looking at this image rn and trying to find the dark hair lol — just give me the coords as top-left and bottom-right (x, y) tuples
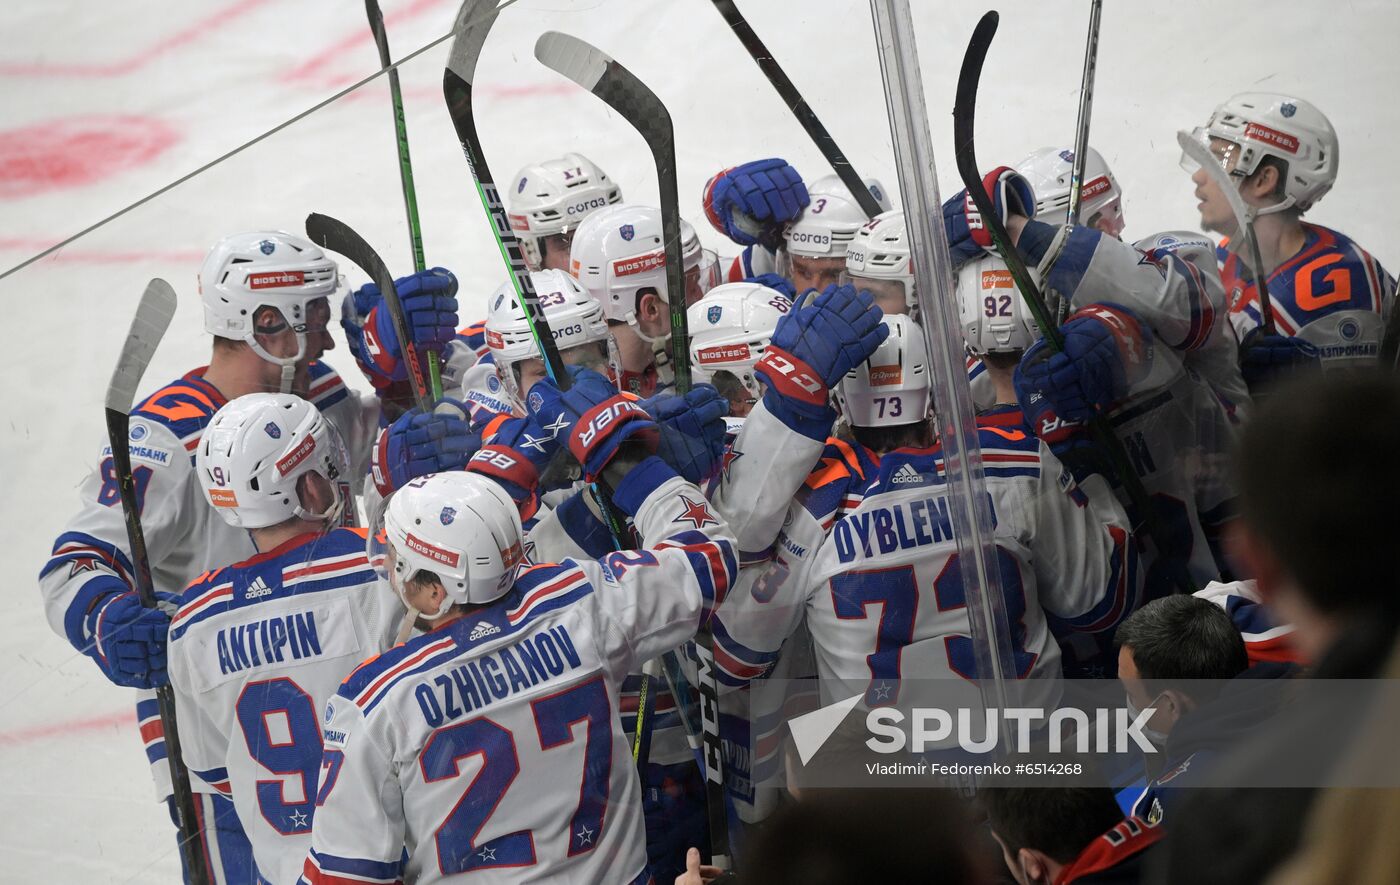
(980, 783), (1124, 864)
(743, 789), (985, 885)
(982, 351), (1022, 371)
(1236, 370), (1400, 620)
(1116, 595), (1248, 684)
(851, 418), (934, 453)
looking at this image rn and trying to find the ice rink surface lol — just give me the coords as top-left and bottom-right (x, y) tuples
(1, 0), (1397, 879)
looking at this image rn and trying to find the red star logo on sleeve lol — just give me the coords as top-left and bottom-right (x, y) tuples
(675, 494), (719, 530)
(721, 447), (743, 481)
(68, 557), (101, 578)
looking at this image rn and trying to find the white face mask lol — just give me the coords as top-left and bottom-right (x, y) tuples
(1125, 692), (1172, 747)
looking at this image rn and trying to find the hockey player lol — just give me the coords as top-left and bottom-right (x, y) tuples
(1015, 145), (1127, 238)
(507, 152), (623, 272)
(1182, 93), (1395, 384)
(569, 203), (719, 396)
(168, 393), (405, 884)
(843, 209), (917, 318)
(37, 230), (452, 882)
(301, 374), (738, 885)
(957, 246), (1240, 606)
(941, 162), (1251, 419)
(704, 161), (890, 295)
(686, 280), (793, 419)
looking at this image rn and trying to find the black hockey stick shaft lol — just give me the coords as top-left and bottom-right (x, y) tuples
(1066, 0), (1103, 226)
(533, 32), (691, 393)
(364, 0), (445, 398)
(443, 1), (634, 546)
(533, 35), (730, 860)
(104, 280), (209, 885)
(954, 12), (1192, 594)
(305, 212), (431, 412)
(710, 0), (882, 219)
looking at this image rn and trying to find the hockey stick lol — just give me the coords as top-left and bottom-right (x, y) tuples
(955, 11), (1193, 595)
(535, 31), (692, 395)
(104, 280), (210, 885)
(364, 0), (445, 399)
(1066, 0), (1103, 227)
(534, 33), (732, 863)
(305, 212), (432, 412)
(709, 0), (882, 219)
(1177, 132), (1277, 335)
(442, 1), (634, 546)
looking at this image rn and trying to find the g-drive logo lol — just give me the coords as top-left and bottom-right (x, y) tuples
(787, 694), (1157, 765)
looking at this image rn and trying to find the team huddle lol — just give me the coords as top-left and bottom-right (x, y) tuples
(39, 89), (1394, 883)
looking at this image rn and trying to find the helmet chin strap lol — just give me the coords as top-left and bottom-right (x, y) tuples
(248, 332), (307, 394)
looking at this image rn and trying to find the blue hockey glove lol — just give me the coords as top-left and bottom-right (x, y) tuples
(744, 272), (797, 301)
(942, 165), (1036, 269)
(526, 368), (657, 482)
(703, 159), (809, 249)
(465, 414), (562, 507)
(84, 581), (180, 689)
(1015, 304), (1151, 424)
(343, 267), (460, 388)
(1240, 328), (1321, 391)
(371, 398), (477, 498)
(641, 385), (730, 484)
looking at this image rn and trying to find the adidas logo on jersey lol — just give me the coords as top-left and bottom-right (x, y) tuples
(890, 463), (924, 485)
(469, 621), (501, 641)
(245, 577), (274, 599)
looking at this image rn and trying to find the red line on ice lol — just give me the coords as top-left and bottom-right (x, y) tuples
(0, 0), (278, 78)
(0, 709), (136, 746)
(0, 238), (204, 266)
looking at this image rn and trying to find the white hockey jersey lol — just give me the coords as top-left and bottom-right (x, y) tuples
(300, 464), (737, 885)
(38, 363), (378, 797)
(167, 527), (404, 884)
(717, 428), (1138, 712)
(1020, 221), (1251, 420)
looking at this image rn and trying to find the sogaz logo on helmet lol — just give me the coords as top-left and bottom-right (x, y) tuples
(259, 239), (276, 256)
(788, 230), (831, 247)
(566, 196), (609, 216)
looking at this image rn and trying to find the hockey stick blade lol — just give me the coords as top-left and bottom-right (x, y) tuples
(306, 212), (432, 410)
(534, 31), (691, 393)
(106, 280), (177, 415)
(710, 0), (882, 219)
(1177, 131), (1276, 334)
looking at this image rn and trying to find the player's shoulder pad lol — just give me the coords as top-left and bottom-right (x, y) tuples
(794, 437), (880, 527)
(306, 360), (350, 410)
(131, 371), (226, 462)
(976, 423), (1043, 479)
(500, 561), (595, 624)
(336, 626), (462, 711)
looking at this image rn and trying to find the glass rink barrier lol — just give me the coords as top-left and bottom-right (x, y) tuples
(2, 0), (1398, 882)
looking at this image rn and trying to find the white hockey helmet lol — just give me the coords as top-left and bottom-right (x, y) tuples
(687, 282), (793, 404)
(570, 204), (719, 327)
(1014, 146), (1125, 237)
(843, 210), (916, 314)
(1184, 93), (1338, 214)
(199, 231), (341, 384)
(782, 175), (892, 260)
(197, 393), (350, 530)
(372, 472), (525, 616)
(955, 254), (1041, 355)
(484, 269), (612, 404)
(835, 314), (932, 428)
(507, 153), (623, 269)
